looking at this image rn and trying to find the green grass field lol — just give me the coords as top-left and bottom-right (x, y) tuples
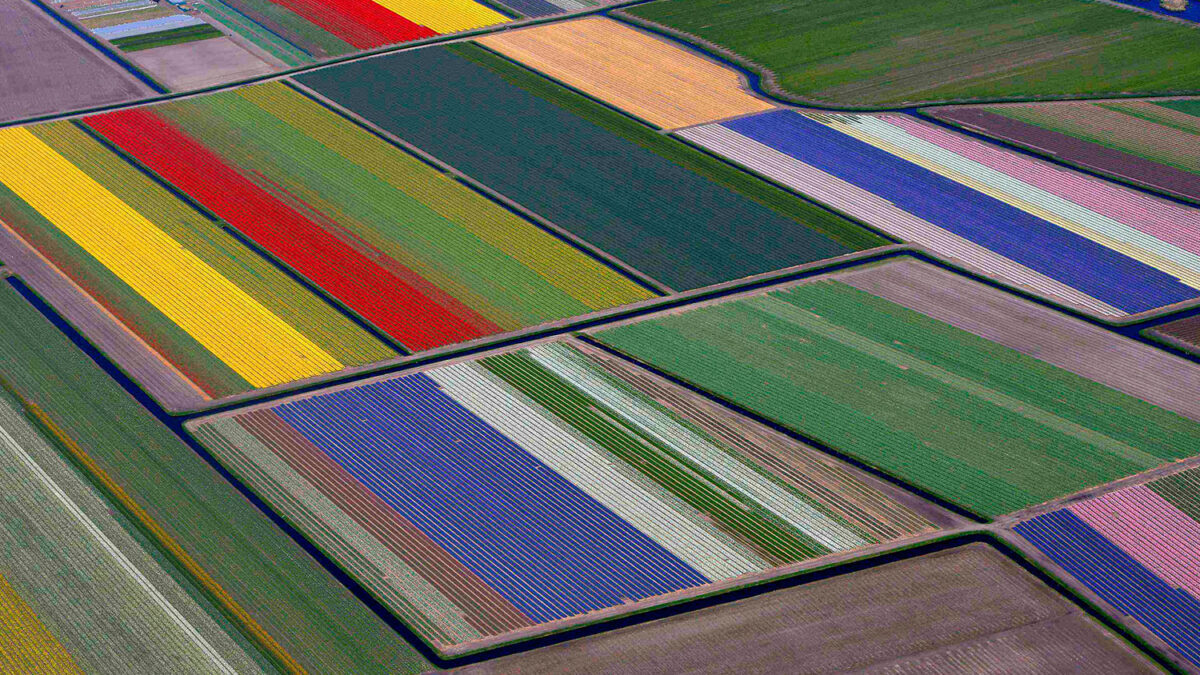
(621, 0), (1200, 108)
(595, 278), (1200, 517)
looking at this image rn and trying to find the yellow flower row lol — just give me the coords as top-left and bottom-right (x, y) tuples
(0, 127), (345, 389)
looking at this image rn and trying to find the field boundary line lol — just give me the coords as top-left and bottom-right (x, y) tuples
(173, 246), (912, 417)
(0, 0), (663, 131)
(995, 456), (1200, 528)
(161, 240), (1200, 416)
(27, 0), (168, 94)
(991, 527), (1192, 674)
(912, 109), (1200, 210)
(68, 119), (414, 354)
(605, 8), (1200, 112)
(282, 79), (676, 296)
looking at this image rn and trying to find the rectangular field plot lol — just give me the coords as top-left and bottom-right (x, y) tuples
(189, 339), (937, 654)
(198, 0), (508, 66)
(447, 544), (1157, 674)
(593, 257), (1200, 518)
(80, 82), (653, 355)
(619, 0), (1200, 108)
(296, 44), (887, 292)
(1148, 314), (1200, 355)
(0, 395), (271, 674)
(1016, 466), (1200, 669)
(477, 17), (775, 129)
(0, 0), (150, 123)
(679, 110), (1200, 317)
(0, 280), (430, 674)
(929, 100), (1200, 203)
(0, 120), (397, 410)
(491, 0), (620, 18)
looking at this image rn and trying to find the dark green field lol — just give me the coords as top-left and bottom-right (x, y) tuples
(297, 44), (886, 291)
(594, 276), (1200, 518)
(112, 24), (223, 52)
(620, 0), (1200, 108)
(0, 281), (430, 674)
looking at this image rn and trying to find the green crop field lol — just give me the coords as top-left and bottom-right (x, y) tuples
(594, 277), (1200, 517)
(620, 0), (1200, 108)
(297, 44), (886, 291)
(0, 281), (430, 675)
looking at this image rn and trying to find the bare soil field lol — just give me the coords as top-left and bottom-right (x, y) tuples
(126, 36), (276, 91)
(0, 0), (150, 122)
(443, 544), (1156, 674)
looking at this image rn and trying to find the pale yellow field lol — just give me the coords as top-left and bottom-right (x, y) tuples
(477, 17), (774, 129)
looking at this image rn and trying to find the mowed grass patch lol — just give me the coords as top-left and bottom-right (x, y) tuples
(620, 0), (1200, 107)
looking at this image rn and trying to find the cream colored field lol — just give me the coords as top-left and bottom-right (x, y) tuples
(477, 17), (773, 129)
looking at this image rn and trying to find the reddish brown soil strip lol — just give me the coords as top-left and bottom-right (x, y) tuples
(0, 222), (207, 411)
(447, 544), (1155, 674)
(238, 409), (533, 636)
(929, 108), (1200, 202)
(1149, 315), (1200, 355)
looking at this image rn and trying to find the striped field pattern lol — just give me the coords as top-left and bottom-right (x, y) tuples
(81, 83), (654, 353)
(477, 17), (775, 129)
(190, 340), (934, 652)
(1149, 314), (1200, 355)
(930, 100), (1200, 203)
(297, 45), (885, 292)
(200, 0), (508, 66)
(594, 259), (1200, 518)
(0, 273), (431, 673)
(679, 110), (1200, 317)
(0, 120), (396, 409)
(492, 0), (618, 19)
(1015, 466), (1200, 668)
(0, 394), (271, 674)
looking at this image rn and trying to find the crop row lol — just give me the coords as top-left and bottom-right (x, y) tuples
(0, 394), (270, 673)
(1016, 466), (1200, 668)
(82, 82), (653, 353)
(930, 100), (1200, 203)
(189, 339), (932, 652)
(297, 44), (886, 292)
(0, 278), (429, 673)
(199, 0), (507, 65)
(679, 110), (1200, 317)
(0, 121), (395, 406)
(593, 259), (1200, 518)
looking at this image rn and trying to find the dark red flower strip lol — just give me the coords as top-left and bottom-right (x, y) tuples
(86, 108), (490, 351)
(269, 0), (436, 49)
